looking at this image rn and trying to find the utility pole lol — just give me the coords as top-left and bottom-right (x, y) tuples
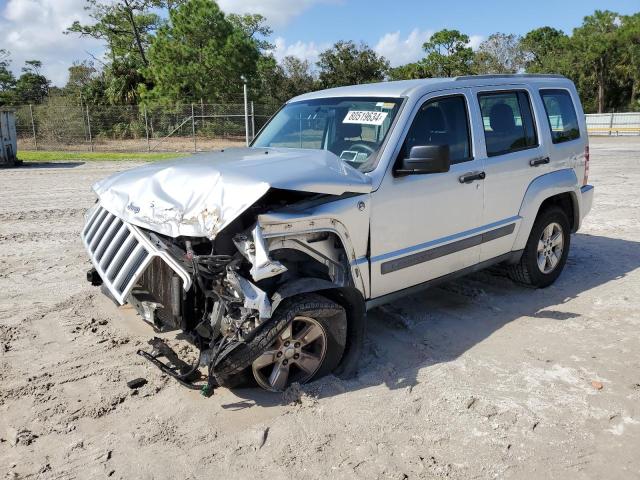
(241, 75), (249, 146)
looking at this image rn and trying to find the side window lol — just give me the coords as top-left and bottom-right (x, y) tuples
(540, 89), (580, 143)
(404, 95), (472, 164)
(478, 91), (538, 157)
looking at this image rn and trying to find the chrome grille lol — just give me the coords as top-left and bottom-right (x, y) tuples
(81, 206), (151, 304)
(81, 204), (192, 305)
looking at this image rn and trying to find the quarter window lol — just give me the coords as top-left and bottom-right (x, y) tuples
(540, 89), (580, 143)
(404, 95), (472, 164)
(478, 91), (538, 156)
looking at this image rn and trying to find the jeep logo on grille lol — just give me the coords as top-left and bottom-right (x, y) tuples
(127, 202), (140, 214)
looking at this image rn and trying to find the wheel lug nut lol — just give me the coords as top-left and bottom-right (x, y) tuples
(294, 342), (300, 348)
(277, 351), (282, 358)
(284, 341), (290, 347)
(294, 353), (300, 360)
(282, 359), (288, 366)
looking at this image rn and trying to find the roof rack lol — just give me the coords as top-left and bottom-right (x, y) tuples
(454, 74), (567, 81)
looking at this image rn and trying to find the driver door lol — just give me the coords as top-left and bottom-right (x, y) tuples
(369, 89), (485, 298)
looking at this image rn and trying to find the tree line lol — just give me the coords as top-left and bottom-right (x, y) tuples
(0, 0), (638, 113)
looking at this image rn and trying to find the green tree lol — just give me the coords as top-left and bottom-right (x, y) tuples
(387, 62), (430, 80)
(279, 56), (316, 99)
(0, 50), (17, 105)
(67, 0), (170, 103)
(143, 0), (260, 104)
(521, 27), (569, 73)
(619, 13), (640, 109)
(14, 60), (50, 104)
(64, 61), (108, 105)
(572, 11), (622, 113)
(420, 29), (474, 77)
(68, 0), (165, 66)
(474, 33), (525, 74)
(104, 57), (147, 104)
(317, 41), (388, 88)
(253, 55), (318, 104)
(252, 54), (281, 101)
(228, 13), (273, 51)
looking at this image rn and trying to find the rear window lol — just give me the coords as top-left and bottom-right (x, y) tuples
(540, 89), (580, 143)
(478, 91), (538, 157)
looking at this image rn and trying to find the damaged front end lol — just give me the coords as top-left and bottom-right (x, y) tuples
(82, 148), (371, 391)
(82, 207), (282, 390)
(83, 195), (368, 392)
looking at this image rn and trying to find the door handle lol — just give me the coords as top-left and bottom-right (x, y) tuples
(529, 157), (550, 167)
(459, 171), (486, 183)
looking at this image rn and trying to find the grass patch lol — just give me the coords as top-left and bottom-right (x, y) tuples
(18, 150), (188, 162)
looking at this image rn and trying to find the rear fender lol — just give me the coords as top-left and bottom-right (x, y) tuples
(513, 169), (580, 251)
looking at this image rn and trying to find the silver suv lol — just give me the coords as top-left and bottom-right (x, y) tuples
(82, 74), (594, 392)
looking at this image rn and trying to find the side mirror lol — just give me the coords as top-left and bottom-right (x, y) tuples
(396, 145), (451, 175)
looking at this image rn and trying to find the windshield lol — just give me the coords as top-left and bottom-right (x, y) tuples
(252, 97), (402, 171)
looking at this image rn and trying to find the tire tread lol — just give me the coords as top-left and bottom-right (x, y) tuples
(508, 205), (569, 288)
(213, 293), (344, 387)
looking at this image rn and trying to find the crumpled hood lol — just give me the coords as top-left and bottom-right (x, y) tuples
(93, 147), (372, 239)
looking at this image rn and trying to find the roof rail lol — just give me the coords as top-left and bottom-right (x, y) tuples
(454, 74), (567, 81)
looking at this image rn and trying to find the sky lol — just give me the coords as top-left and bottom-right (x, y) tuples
(0, 0), (638, 86)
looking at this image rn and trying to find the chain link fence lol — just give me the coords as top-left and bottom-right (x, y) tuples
(585, 112), (640, 136)
(14, 102), (280, 152)
(14, 104), (640, 153)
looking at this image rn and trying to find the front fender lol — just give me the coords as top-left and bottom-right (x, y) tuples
(259, 193), (371, 298)
(513, 169), (581, 251)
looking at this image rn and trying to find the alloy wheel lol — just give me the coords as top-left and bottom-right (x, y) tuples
(252, 316), (327, 391)
(537, 222), (564, 274)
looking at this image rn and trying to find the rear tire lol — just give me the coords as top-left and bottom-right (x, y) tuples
(508, 206), (570, 288)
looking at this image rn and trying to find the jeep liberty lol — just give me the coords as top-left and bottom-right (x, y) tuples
(82, 74), (594, 391)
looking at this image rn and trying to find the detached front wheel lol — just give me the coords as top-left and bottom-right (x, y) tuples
(213, 293), (347, 391)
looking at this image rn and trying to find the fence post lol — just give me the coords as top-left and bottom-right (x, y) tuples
(143, 106), (151, 152)
(200, 99), (204, 133)
(251, 101), (255, 140)
(243, 81), (249, 146)
(29, 104), (38, 151)
(191, 103), (197, 152)
(608, 112), (614, 136)
(86, 105), (93, 152)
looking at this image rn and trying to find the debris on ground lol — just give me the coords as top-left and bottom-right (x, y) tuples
(6, 427), (38, 447)
(126, 378), (147, 389)
(465, 396), (477, 409)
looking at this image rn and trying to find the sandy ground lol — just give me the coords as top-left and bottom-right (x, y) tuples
(1, 137), (639, 479)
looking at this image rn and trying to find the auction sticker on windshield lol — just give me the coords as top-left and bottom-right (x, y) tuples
(343, 110), (388, 125)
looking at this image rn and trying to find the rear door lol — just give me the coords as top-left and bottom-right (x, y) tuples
(471, 85), (547, 262)
(538, 88), (588, 185)
(369, 89), (485, 298)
